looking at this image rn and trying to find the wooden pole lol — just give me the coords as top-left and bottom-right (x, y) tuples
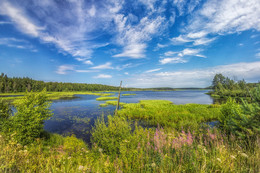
(115, 81), (122, 115)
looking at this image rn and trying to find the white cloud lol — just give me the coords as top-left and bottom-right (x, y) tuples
(157, 43), (168, 48)
(0, 1), (44, 37)
(171, 35), (192, 45)
(124, 72), (129, 75)
(171, 0), (260, 47)
(180, 48), (201, 56)
(90, 62), (114, 70)
(56, 65), (74, 75)
(256, 52), (260, 58)
(0, 37), (36, 51)
(164, 51), (178, 56)
(159, 57), (187, 64)
(83, 60), (93, 65)
(94, 74), (112, 78)
(0, 0), (115, 59)
(112, 1), (168, 59)
(125, 61), (260, 88)
(145, 68), (162, 73)
(75, 70), (96, 73)
(171, 34), (215, 46)
(187, 0), (260, 36)
(173, 0), (187, 16)
(160, 48), (205, 64)
(113, 44), (147, 59)
(193, 37), (216, 46)
(187, 31), (207, 39)
(0, 21), (12, 25)
(88, 5), (96, 17)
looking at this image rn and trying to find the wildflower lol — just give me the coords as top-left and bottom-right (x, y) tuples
(230, 155), (236, 159)
(137, 142), (141, 150)
(209, 134), (216, 140)
(203, 148), (208, 154)
(99, 148), (103, 153)
(151, 163), (156, 167)
(147, 142), (150, 146)
(186, 131), (193, 146)
(240, 153), (248, 158)
(78, 165), (84, 170)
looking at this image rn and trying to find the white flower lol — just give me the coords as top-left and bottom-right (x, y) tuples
(78, 165), (84, 170)
(240, 153), (248, 158)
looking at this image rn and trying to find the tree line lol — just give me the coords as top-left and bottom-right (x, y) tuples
(0, 73), (127, 93)
(211, 73), (259, 98)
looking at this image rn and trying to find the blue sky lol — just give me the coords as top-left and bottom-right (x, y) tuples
(0, 0), (259, 88)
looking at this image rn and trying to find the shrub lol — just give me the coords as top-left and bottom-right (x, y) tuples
(220, 94), (260, 143)
(0, 99), (11, 131)
(64, 135), (87, 155)
(8, 89), (53, 145)
(91, 115), (131, 156)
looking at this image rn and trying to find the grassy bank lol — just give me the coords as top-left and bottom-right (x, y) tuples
(117, 100), (221, 131)
(0, 91), (115, 102)
(96, 96), (117, 101)
(1, 124), (259, 172)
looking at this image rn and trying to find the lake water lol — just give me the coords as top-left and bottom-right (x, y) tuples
(44, 90), (213, 142)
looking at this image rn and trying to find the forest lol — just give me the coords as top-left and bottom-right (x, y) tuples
(0, 73), (123, 92)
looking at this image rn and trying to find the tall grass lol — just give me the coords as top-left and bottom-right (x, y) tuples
(1, 123), (259, 172)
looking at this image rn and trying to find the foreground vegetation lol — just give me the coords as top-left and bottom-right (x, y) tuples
(0, 75), (259, 172)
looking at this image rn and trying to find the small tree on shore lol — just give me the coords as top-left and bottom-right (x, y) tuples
(9, 88), (53, 145)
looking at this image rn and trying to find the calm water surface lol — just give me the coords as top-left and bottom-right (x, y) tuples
(44, 90), (213, 142)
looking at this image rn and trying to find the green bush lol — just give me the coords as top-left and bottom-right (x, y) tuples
(64, 135), (87, 155)
(220, 95), (260, 142)
(91, 115), (131, 156)
(0, 99), (11, 131)
(6, 89), (53, 145)
(0, 99), (11, 120)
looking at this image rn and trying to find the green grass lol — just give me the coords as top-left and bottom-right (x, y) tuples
(99, 101), (126, 107)
(96, 96), (117, 101)
(117, 100), (221, 130)
(0, 91), (115, 102)
(122, 93), (136, 96)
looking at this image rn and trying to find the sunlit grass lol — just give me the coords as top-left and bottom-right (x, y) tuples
(96, 96), (117, 101)
(117, 100), (221, 131)
(0, 91), (115, 102)
(122, 93), (136, 96)
(99, 101), (126, 107)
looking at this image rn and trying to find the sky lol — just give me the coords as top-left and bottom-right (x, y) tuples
(0, 0), (260, 88)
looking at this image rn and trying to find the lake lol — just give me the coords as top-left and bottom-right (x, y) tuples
(44, 90), (213, 142)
